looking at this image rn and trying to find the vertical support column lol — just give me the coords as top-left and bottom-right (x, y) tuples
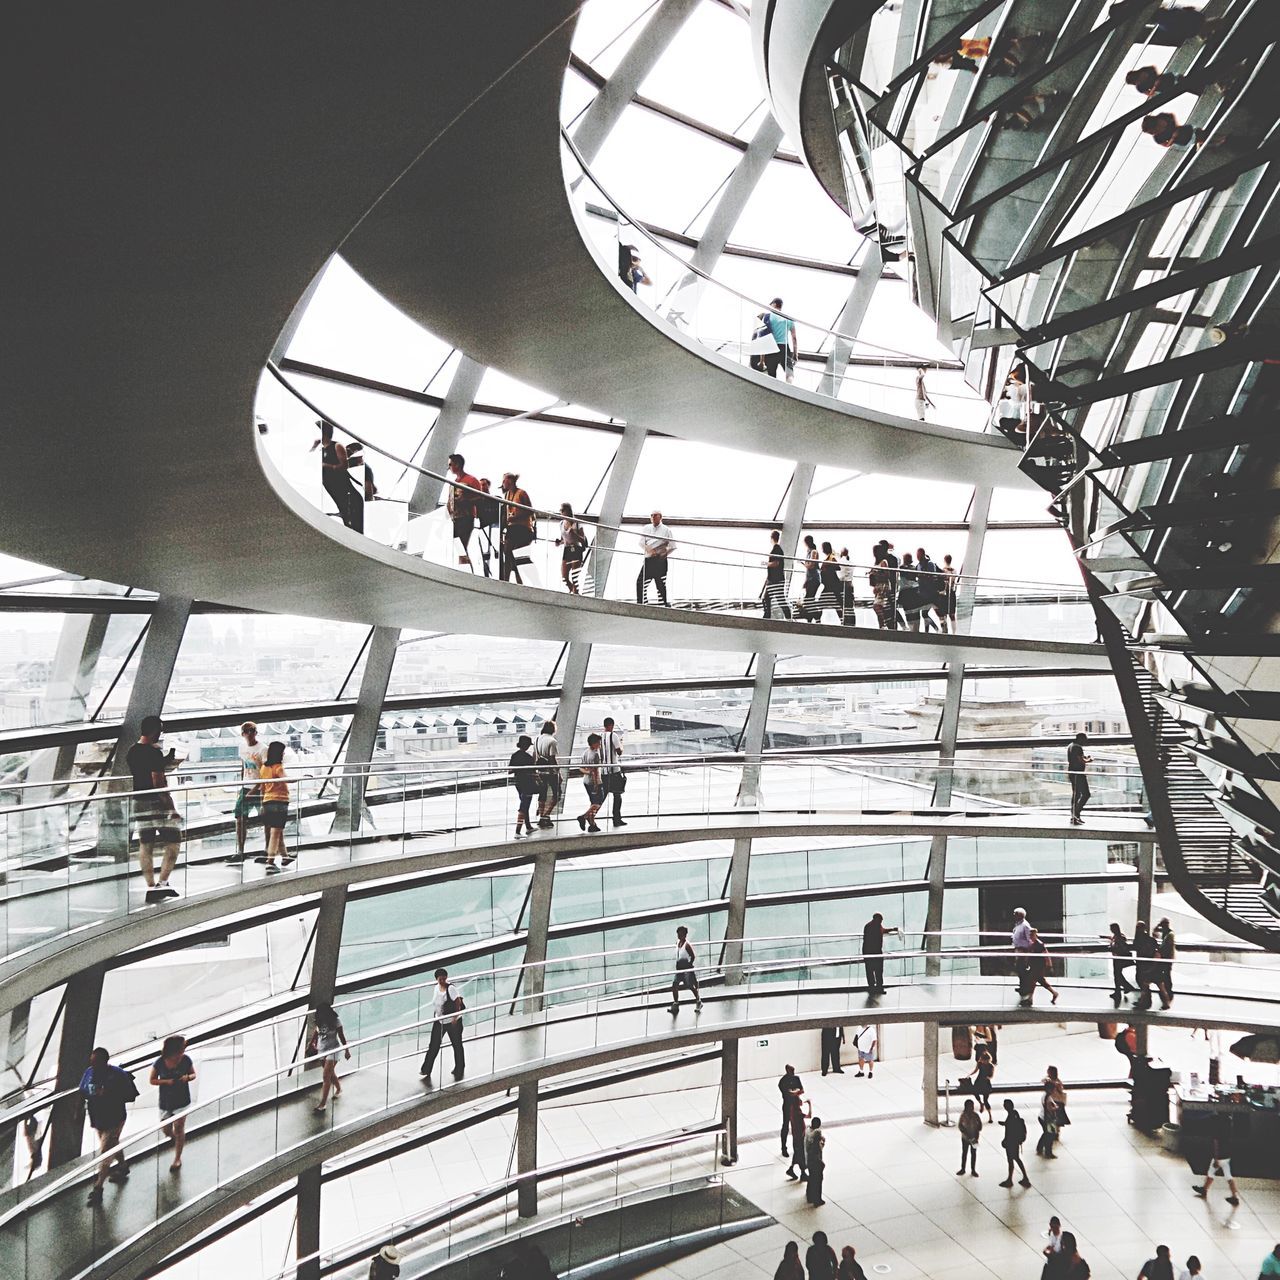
(587, 421), (646, 596)
(0, 1000), (31, 1175)
(923, 659), (967, 985)
(720, 1040), (739, 1165)
(405, 356), (486, 521)
(721, 837), (752, 987)
(332, 626), (399, 833)
(552, 642), (593, 771)
(295, 1165), (323, 1280)
(818, 244), (886, 399)
(922, 1021), (940, 1126)
(308, 886), (348, 1007)
(517, 1082), (539, 1217)
(520, 847), (557, 1014)
(48, 965), (105, 1168)
(955, 484), (993, 632)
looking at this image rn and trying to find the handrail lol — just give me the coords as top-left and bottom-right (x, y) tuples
(4, 938), (1274, 1229)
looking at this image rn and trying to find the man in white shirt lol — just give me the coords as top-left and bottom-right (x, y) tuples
(636, 511), (674, 606)
(234, 721), (267, 861)
(419, 967), (465, 1081)
(534, 720), (560, 829)
(853, 1026), (877, 1078)
(600, 715), (626, 827)
(1012, 907), (1034, 1004)
(1042, 1216), (1063, 1257)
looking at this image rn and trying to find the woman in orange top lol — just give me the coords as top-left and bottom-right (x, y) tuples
(259, 740), (292, 872)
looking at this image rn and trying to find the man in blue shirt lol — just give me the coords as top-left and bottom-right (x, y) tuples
(759, 297), (797, 380)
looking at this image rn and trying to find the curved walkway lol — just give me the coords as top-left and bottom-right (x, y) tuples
(339, 6), (1029, 488)
(0, 809), (1152, 1016)
(5, 965), (1277, 1280)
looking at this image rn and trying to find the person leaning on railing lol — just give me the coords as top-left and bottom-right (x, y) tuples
(499, 472), (535, 582)
(636, 512), (674, 606)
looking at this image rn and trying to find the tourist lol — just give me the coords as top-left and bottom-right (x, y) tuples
(778, 1063), (804, 1158)
(534, 719), (560, 829)
(871, 554), (893, 628)
(997, 1098), (1031, 1187)
(1028, 928), (1059, 1005)
(1258, 1244), (1280, 1278)
(600, 715), (626, 827)
(758, 297), (797, 381)
(957, 1098), (981, 1176)
(446, 453), (479, 567)
(475, 478), (501, 574)
(837, 547), (856, 625)
(774, 1241), (804, 1280)
(80, 1047), (138, 1204)
(1043, 1215), (1064, 1257)
(1138, 1244), (1175, 1280)
(1141, 112), (1200, 150)
(1068, 732), (1092, 824)
(806, 1231), (837, 1280)
(1154, 917), (1176, 1007)
(556, 502), (586, 593)
(1011, 907), (1034, 1004)
(313, 419), (357, 529)
(1044, 1066), (1070, 1132)
(1106, 923), (1138, 999)
(820, 1026), (845, 1076)
(996, 366), (1029, 438)
(1126, 65), (1179, 97)
(310, 1001), (349, 1110)
(618, 243), (652, 292)
(259, 740), (292, 872)
(669, 925), (703, 1013)
(1047, 1232), (1089, 1280)
(966, 1048), (995, 1121)
(368, 1244), (403, 1279)
(1150, 5), (1221, 46)
(804, 1117), (827, 1205)
(819, 542), (842, 623)
(1178, 1256), (1203, 1280)
(838, 1245), (867, 1280)
(499, 472), (535, 583)
(636, 511), (674, 606)
(342, 441), (370, 534)
(764, 529), (791, 619)
(914, 367), (935, 421)
(1193, 1113), (1240, 1206)
(898, 552), (923, 630)
(862, 912), (898, 993)
(150, 1033), (196, 1171)
(233, 720), (266, 862)
(801, 535), (821, 621)
(509, 733), (538, 838)
(916, 547), (942, 631)
(785, 1090), (811, 1181)
(126, 714), (181, 898)
(1035, 1085), (1059, 1158)
(881, 540), (901, 626)
(1133, 920), (1159, 1008)
(853, 1025), (877, 1077)
(419, 968), (466, 1081)
(577, 732), (605, 833)
(941, 554), (958, 630)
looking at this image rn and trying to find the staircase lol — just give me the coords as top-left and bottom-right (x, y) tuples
(1129, 655), (1280, 945)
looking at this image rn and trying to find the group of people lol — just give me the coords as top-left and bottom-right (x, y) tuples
(778, 1063), (829, 1207)
(445, 454), (547, 585)
(1105, 918), (1178, 1009)
(957, 1055), (1068, 1176)
(762, 531), (959, 631)
(773, 1234), (866, 1280)
(507, 715), (627, 837)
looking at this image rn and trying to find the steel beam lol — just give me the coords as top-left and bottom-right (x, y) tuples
(517, 1082), (538, 1217)
(818, 244), (887, 398)
(720, 1039), (739, 1164)
(332, 626), (399, 833)
(955, 484), (992, 631)
(406, 356), (487, 520)
(308, 886), (349, 1007)
(295, 1165), (322, 1280)
(48, 965), (104, 1169)
(589, 421), (646, 596)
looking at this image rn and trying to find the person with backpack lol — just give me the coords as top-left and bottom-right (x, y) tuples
(915, 547), (942, 631)
(998, 1098), (1031, 1187)
(508, 734), (538, 838)
(419, 968), (466, 1081)
(80, 1047), (139, 1204)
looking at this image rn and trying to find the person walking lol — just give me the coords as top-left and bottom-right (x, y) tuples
(804, 1117), (827, 1205)
(838, 1246), (867, 1280)
(774, 1241), (804, 1280)
(881, 541), (902, 627)
(419, 968), (466, 1081)
(778, 1063), (803, 1157)
(445, 453), (480, 568)
(967, 1049), (995, 1121)
(1044, 1066), (1070, 1133)
(534, 720), (560, 829)
(758, 298), (797, 381)
(556, 502), (586, 593)
(1193, 1113), (1240, 1206)
(957, 1098), (981, 1176)
(871, 555), (892, 628)
(577, 732), (605, 833)
(126, 714), (182, 898)
(1178, 1256), (1204, 1280)
(1028, 929), (1059, 1005)
(310, 1001), (349, 1111)
(509, 734), (538, 838)
(914, 366), (935, 421)
(915, 547), (942, 632)
(941, 554), (958, 631)
(820, 1026), (845, 1076)
(898, 553), (923, 630)
(1258, 1244), (1280, 1278)
(1035, 1085), (1059, 1158)
(313, 419), (358, 529)
(819, 542), (842, 623)
(669, 925), (703, 1013)
(1133, 920), (1159, 1008)
(1138, 1245), (1176, 1280)
(636, 511), (674, 605)
(80, 1047), (138, 1204)
(1046, 1233), (1089, 1280)
(233, 721), (266, 862)
(785, 1090), (811, 1181)
(600, 716), (626, 827)
(805, 1231), (838, 1280)
(1067, 732), (1092, 824)
(997, 1098), (1031, 1187)
(368, 1245), (403, 1280)
(800, 536), (821, 621)
(837, 547), (856, 625)
(853, 1025), (877, 1077)
(259, 740), (292, 872)
(764, 529), (792, 620)
(499, 473), (536, 583)
(1011, 907), (1034, 1005)
(150, 1033), (196, 1171)
(1106, 922), (1138, 999)
(475, 478), (501, 575)
(1043, 1216), (1064, 1258)
(862, 913), (898, 993)
(1154, 917), (1176, 1007)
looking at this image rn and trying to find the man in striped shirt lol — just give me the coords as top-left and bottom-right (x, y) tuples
(600, 715), (626, 827)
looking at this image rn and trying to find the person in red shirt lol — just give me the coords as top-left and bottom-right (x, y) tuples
(446, 454), (480, 566)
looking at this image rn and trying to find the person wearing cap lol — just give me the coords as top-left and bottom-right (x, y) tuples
(233, 721), (267, 863)
(499, 472), (535, 582)
(368, 1243), (402, 1279)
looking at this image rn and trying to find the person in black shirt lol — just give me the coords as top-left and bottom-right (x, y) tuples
(820, 1026), (844, 1076)
(763, 529), (791, 619)
(1133, 920), (1159, 1008)
(1105, 922), (1137, 999)
(1067, 732), (1091, 825)
(1193, 1112), (1240, 1205)
(150, 1033), (196, 1170)
(1137, 1244), (1174, 1280)
(778, 1064), (803, 1157)
(508, 734), (538, 838)
(79, 1047), (138, 1204)
(998, 1098), (1031, 1187)
(862, 912), (899, 993)
(124, 714), (182, 897)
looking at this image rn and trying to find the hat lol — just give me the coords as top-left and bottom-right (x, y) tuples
(379, 1245), (403, 1263)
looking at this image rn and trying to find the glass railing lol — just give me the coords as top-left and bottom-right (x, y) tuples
(4, 937), (1279, 1277)
(258, 366), (1097, 643)
(0, 753), (1145, 968)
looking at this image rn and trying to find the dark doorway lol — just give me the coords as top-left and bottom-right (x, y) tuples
(978, 883), (1064, 976)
